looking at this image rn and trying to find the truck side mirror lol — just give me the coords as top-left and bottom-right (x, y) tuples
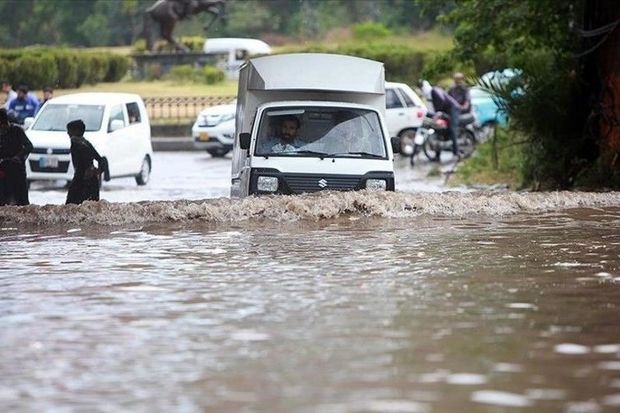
(239, 132), (251, 150)
(390, 136), (401, 154)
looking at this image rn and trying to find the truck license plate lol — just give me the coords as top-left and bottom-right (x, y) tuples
(39, 156), (59, 168)
(199, 132), (210, 141)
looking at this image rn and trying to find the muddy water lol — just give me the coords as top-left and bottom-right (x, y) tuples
(1, 198), (620, 412)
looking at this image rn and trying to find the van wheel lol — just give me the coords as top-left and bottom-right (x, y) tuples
(207, 148), (229, 157)
(135, 156), (151, 186)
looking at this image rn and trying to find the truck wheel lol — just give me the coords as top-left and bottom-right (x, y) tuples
(135, 156), (151, 186)
(207, 148), (230, 157)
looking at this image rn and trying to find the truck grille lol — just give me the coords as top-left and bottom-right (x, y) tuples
(282, 174), (361, 194)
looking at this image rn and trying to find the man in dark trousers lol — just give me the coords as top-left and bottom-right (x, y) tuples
(0, 108), (32, 206)
(66, 119), (108, 205)
(421, 80), (463, 161)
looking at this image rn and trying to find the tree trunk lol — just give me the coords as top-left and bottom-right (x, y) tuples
(589, 0), (620, 168)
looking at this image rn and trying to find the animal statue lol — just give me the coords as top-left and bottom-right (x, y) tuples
(144, 0), (226, 52)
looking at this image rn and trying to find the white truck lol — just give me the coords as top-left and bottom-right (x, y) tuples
(231, 53), (399, 197)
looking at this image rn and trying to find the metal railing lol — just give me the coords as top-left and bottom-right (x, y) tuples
(143, 95), (236, 124)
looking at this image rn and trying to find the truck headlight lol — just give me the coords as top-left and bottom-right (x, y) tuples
(366, 179), (387, 191)
(257, 176), (278, 192)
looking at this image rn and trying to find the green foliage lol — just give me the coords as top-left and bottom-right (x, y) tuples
(0, 58), (10, 81)
(164, 64), (224, 85)
(453, 128), (525, 188)
(352, 22), (392, 41)
(202, 66), (225, 85)
(10, 54), (59, 90)
(0, 48), (130, 89)
(105, 55), (131, 82)
(165, 65), (198, 83)
(0, 0), (454, 47)
(437, 0), (598, 189)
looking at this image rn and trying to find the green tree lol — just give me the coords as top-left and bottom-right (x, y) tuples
(431, 0), (618, 189)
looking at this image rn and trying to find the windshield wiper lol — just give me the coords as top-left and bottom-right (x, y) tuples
(329, 151), (384, 159)
(291, 149), (330, 158)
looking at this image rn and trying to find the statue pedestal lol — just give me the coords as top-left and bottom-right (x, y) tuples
(131, 52), (226, 80)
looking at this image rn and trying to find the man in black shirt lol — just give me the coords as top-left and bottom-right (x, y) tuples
(448, 72), (471, 114)
(0, 108), (32, 205)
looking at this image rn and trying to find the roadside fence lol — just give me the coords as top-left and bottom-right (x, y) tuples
(143, 95), (236, 124)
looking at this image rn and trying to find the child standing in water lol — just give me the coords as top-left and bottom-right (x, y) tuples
(66, 119), (108, 205)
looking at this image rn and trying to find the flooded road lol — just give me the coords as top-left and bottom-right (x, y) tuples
(27, 152), (456, 205)
(1, 205), (620, 412)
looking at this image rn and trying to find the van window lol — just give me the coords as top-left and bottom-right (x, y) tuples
(108, 104), (126, 132)
(126, 102), (141, 124)
(32, 104), (104, 132)
(386, 89), (403, 109)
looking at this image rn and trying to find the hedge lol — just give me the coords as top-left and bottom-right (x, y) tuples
(0, 48), (130, 89)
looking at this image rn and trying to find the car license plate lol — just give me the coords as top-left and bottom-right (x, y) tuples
(39, 156), (59, 168)
(199, 132), (210, 141)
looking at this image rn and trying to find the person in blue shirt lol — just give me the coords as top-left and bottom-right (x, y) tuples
(8, 85), (39, 125)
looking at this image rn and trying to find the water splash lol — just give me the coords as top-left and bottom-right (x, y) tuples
(1, 190), (619, 226)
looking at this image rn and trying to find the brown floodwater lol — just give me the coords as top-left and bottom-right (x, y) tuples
(1, 195), (620, 412)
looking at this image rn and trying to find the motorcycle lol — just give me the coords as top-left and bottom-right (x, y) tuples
(410, 112), (477, 166)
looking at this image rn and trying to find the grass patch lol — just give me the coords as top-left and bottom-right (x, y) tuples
(54, 79), (238, 97)
(451, 127), (526, 189)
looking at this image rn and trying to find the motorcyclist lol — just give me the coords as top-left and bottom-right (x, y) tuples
(421, 80), (462, 161)
(448, 72), (472, 114)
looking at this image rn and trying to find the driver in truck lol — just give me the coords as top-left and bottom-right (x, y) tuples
(260, 115), (305, 153)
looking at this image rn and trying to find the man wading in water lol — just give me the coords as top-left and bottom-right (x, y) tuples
(0, 108), (32, 206)
(65, 119), (108, 205)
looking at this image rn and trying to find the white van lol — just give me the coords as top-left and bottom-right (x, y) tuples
(203, 38), (271, 80)
(231, 53), (399, 197)
(25, 93), (153, 185)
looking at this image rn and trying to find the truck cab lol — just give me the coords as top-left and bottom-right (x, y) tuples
(231, 53), (398, 197)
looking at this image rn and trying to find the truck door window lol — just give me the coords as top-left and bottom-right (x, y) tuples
(386, 89), (404, 109)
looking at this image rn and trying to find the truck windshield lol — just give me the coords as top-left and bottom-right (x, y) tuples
(254, 107), (387, 159)
(32, 104), (105, 132)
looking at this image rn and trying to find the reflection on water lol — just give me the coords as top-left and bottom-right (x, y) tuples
(1, 207), (620, 412)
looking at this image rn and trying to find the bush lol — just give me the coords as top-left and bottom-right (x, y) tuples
(165, 65), (198, 83)
(352, 22), (392, 41)
(104, 55), (130, 82)
(0, 58), (11, 82)
(0, 47), (129, 89)
(202, 65), (224, 84)
(54, 52), (78, 88)
(10, 54), (59, 90)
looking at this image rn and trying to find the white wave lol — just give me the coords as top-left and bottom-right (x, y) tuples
(1, 190), (619, 226)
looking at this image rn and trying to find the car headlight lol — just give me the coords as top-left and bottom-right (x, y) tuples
(257, 176), (278, 192)
(366, 179), (387, 191)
